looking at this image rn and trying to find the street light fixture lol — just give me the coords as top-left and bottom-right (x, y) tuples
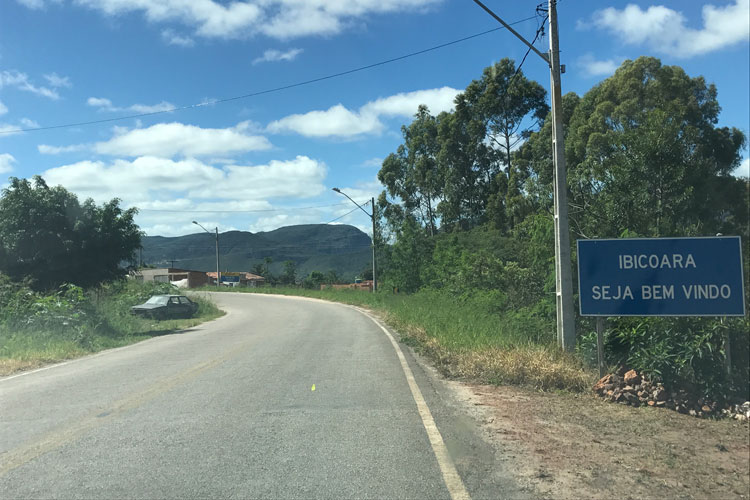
(193, 221), (220, 288)
(332, 188), (377, 292)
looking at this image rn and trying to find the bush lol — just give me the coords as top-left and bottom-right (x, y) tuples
(604, 316), (749, 402)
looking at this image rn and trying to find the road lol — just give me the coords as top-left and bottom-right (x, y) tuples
(1, 292), (524, 499)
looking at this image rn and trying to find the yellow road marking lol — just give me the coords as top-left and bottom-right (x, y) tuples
(0, 344), (248, 478)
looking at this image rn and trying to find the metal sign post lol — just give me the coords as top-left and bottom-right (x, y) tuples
(596, 317), (605, 378)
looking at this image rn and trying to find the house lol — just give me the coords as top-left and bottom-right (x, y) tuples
(134, 268), (209, 288)
(206, 272), (266, 287)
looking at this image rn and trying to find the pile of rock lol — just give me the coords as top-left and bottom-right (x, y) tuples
(592, 368), (750, 420)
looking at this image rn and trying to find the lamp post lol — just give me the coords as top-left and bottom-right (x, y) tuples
(193, 221), (220, 288)
(332, 188), (376, 292)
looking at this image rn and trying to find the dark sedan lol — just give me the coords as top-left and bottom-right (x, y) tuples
(131, 295), (198, 319)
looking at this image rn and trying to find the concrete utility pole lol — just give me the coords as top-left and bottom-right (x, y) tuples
(333, 188), (377, 293)
(471, 0), (576, 350)
(193, 221), (221, 288)
(548, 0), (576, 351)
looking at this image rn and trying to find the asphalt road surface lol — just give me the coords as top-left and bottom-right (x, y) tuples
(1, 292), (524, 499)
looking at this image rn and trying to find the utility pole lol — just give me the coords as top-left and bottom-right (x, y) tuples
(215, 227), (221, 288)
(333, 188), (377, 293)
(471, 0), (576, 350)
(548, 0), (576, 351)
(371, 197), (377, 292)
(193, 221), (220, 289)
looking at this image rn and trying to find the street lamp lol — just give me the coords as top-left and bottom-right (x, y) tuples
(332, 188), (377, 292)
(193, 221), (220, 288)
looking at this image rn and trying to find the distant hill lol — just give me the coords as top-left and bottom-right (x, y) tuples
(140, 224), (372, 280)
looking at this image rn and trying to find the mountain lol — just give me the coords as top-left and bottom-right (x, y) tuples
(140, 224), (373, 280)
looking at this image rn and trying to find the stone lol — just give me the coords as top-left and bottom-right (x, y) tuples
(654, 388), (667, 402)
(656, 401), (666, 407)
(624, 385), (634, 392)
(624, 369), (641, 385)
(593, 374), (614, 393)
(647, 400), (656, 407)
(701, 405), (712, 413)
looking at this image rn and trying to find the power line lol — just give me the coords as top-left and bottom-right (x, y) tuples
(0, 16), (538, 135)
(326, 206), (363, 224)
(136, 200), (369, 214)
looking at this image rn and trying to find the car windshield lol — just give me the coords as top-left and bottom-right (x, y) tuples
(145, 296), (169, 305)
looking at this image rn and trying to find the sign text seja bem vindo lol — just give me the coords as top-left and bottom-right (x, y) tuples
(577, 237), (746, 316)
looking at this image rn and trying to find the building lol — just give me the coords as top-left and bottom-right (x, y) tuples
(206, 272), (266, 287)
(134, 268), (209, 288)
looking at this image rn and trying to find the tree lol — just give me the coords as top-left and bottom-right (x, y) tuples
(303, 270), (326, 289)
(445, 58), (548, 231)
(378, 105), (443, 236)
(385, 216), (433, 293)
(561, 57), (747, 238)
(0, 176), (142, 289)
(280, 260), (297, 285)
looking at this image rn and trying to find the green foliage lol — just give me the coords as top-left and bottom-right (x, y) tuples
(0, 277), (222, 368)
(280, 260), (297, 285)
(604, 316), (749, 400)
(372, 55), (749, 401)
(0, 176), (142, 290)
(562, 56), (747, 239)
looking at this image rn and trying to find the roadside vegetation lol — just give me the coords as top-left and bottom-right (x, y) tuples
(232, 56), (749, 406)
(0, 177), (223, 376)
(0, 278), (222, 376)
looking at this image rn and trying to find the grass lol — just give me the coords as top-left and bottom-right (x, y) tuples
(0, 281), (224, 376)
(200, 285), (596, 391)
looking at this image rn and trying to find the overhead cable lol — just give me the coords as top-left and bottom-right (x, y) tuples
(0, 15), (538, 135)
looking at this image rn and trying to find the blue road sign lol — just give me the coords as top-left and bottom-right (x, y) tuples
(577, 237), (745, 317)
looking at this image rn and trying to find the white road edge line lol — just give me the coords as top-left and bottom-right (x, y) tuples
(353, 306), (471, 500)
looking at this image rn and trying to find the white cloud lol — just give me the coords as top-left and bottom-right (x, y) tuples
(362, 87), (458, 117)
(588, 0), (750, 57)
(0, 117), (39, 136)
(92, 121), (271, 157)
(268, 104), (383, 138)
(577, 53), (621, 77)
(253, 48), (303, 64)
(43, 72), (72, 88)
(268, 86), (460, 138)
(0, 153), (16, 173)
(248, 213), (328, 233)
(333, 181), (382, 207)
(361, 157), (383, 168)
(42, 155), (327, 203)
(0, 70), (59, 99)
(734, 157), (750, 178)
(0, 101), (7, 116)
(38, 143), (88, 155)
(161, 29), (195, 47)
(19, 0), (440, 40)
(87, 96), (175, 114)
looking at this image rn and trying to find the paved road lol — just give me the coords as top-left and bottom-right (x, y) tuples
(1, 292), (524, 499)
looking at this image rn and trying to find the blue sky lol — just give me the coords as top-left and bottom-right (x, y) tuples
(1, 0), (748, 237)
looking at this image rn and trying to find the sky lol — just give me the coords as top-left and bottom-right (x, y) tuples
(1, 0), (748, 238)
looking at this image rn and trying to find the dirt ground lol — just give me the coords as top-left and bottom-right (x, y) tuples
(447, 380), (750, 499)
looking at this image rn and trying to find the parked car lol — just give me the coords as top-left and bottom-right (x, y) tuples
(131, 295), (198, 319)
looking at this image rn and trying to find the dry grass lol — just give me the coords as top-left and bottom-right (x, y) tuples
(383, 311), (595, 392)
(461, 383), (750, 499)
